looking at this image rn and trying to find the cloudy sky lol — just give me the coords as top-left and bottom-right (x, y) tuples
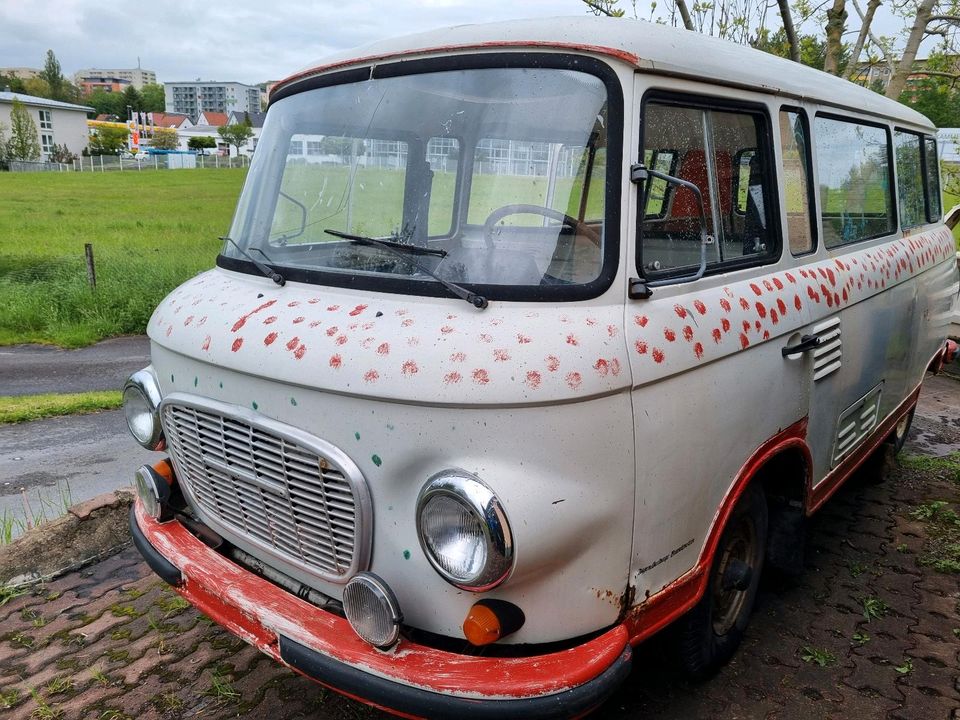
(0, 0), (593, 85)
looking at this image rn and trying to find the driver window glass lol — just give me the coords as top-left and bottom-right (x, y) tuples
(271, 134), (408, 244)
(467, 140), (551, 224)
(427, 136), (460, 236)
(641, 101), (772, 275)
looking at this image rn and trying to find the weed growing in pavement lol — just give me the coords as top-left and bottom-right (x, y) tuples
(45, 677), (73, 696)
(109, 604), (139, 618)
(896, 543), (909, 553)
(207, 671), (241, 703)
(899, 452), (960, 479)
(106, 649), (129, 663)
(120, 587), (145, 600)
(800, 646), (837, 667)
(61, 633), (85, 648)
(848, 562), (868, 578)
(0, 688), (21, 709)
(894, 658), (914, 674)
(852, 631), (871, 645)
(155, 595), (190, 615)
(11, 632), (34, 648)
(0, 584), (26, 606)
(861, 596), (889, 621)
(89, 668), (110, 687)
(27, 688), (62, 720)
(151, 693), (185, 713)
(909, 499), (960, 574)
(110, 628), (131, 641)
(98, 710), (131, 720)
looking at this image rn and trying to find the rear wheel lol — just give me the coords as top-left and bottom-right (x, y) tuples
(672, 484), (767, 679)
(863, 406), (915, 484)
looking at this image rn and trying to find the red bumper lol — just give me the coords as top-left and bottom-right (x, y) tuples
(131, 501), (632, 719)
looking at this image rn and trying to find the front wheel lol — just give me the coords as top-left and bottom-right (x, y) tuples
(672, 484), (768, 679)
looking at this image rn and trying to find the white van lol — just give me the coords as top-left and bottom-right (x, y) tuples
(124, 17), (959, 717)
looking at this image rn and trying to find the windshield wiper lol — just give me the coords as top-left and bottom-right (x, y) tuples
(324, 228), (487, 309)
(221, 236), (285, 286)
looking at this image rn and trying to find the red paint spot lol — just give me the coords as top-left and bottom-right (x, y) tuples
(517, 333), (532, 344)
(566, 334), (579, 346)
(308, 297), (322, 304)
(750, 283), (763, 296)
(755, 302), (767, 319)
(294, 344), (306, 360)
(363, 370), (379, 383)
(451, 352), (467, 362)
(441, 325), (455, 334)
(762, 330), (770, 340)
(763, 280), (774, 292)
(777, 298), (787, 316)
(824, 292), (833, 308)
(607, 324), (618, 338)
(634, 315), (648, 327)
(674, 304), (688, 319)
(664, 328), (676, 342)
(693, 342), (704, 359)
(712, 328), (722, 343)
(293, 316), (305, 324)
(479, 333), (493, 343)
(611, 359), (621, 376)
(770, 309), (779, 324)
(682, 325), (694, 342)
(525, 371), (542, 389)
(720, 298), (732, 313)
(336, 335), (348, 345)
(263, 316), (277, 325)
(326, 326), (338, 337)
(739, 333), (750, 349)
(546, 355), (560, 371)
(739, 297), (750, 310)
(494, 348), (510, 362)
(652, 348), (665, 364)
(401, 360), (418, 376)
(232, 300), (277, 332)
(395, 309), (409, 316)
(635, 340), (648, 355)
(785, 272), (797, 284)
(565, 371), (583, 389)
(833, 293), (840, 306)
(231, 338), (243, 352)
(842, 288), (848, 303)
(349, 304), (368, 317)
(202, 336), (211, 351)
(721, 318), (731, 332)
(585, 318), (598, 326)
(472, 369), (490, 385)
(401, 318), (414, 327)
(286, 337), (300, 351)
(826, 268), (836, 286)
(594, 359), (610, 376)
(444, 371), (462, 384)
(288, 301), (301, 307)
(309, 320), (322, 328)
(377, 342), (390, 355)
(742, 320), (751, 333)
(264, 332), (278, 346)
(772, 277), (784, 290)
(755, 320), (762, 331)
(694, 300), (707, 315)
(165, 326), (172, 337)
(807, 286), (820, 303)
(184, 315), (194, 326)
(329, 354), (342, 369)
(799, 269), (809, 278)
(818, 268), (828, 279)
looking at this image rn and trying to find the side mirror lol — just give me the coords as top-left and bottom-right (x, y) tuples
(630, 163), (714, 299)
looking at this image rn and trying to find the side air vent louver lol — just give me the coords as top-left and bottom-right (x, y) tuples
(832, 382), (883, 467)
(811, 317), (842, 382)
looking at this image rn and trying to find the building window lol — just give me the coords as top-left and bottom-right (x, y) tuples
(38, 110), (52, 130)
(41, 134), (54, 154)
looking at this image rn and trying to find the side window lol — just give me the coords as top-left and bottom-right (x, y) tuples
(814, 116), (894, 247)
(924, 136), (942, 221)
(426, 137), (460, 236)
(778, 110), (814, 254)
(640, 101), (774, 275)
(894, 130), (925, 229)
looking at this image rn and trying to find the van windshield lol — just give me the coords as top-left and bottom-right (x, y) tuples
(223, 65), (611, 298)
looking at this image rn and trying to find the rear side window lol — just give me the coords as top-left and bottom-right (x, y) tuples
(925, 136), (942, 221)
(894, 130), (925, 229)
(778, 110), (814, 254)
(640, 100), (775, 276)
(814, 116), (894, 247)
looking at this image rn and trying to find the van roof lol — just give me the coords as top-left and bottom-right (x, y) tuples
(274, 16), (932, 130)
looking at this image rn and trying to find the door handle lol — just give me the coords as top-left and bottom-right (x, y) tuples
(782, 334), (823, 357)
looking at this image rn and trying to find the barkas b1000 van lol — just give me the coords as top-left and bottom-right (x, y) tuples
(125, 17), (960, 718)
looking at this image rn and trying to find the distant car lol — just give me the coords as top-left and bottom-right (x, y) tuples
(121, 151), (148, 160)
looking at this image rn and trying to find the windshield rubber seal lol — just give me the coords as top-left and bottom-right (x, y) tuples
(221, 52), (624, 304)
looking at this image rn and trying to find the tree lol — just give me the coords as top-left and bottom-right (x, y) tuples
(150, 127), (179, 151)
(40, 49), (65, 100)
(0, 73), (26, 94)
(218, 122), (254, 154)
(49, 143), (76, 163)
(0, 122), (8, 167)
(188, 136), (217, 154)
(7, 98), (41, 161)
(122, 85), (143, 114)
(141, 83), (165, 112)
(84, 89), (126, 119)
(23, 78), (51, 98)
(88, 126), (129, 155)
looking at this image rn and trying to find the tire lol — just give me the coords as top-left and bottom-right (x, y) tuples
(671, 484), (768, 679)
(862, 406), (915, 484)
(888, 407), (915, 456)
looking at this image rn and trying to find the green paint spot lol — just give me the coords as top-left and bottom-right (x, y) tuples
(193, 376), (198, 387)
(252, 401), (259, 410)
(371, 454), (382, 467)
(354, 432), (361, 441)
(290, 397), (298, 406)
(402, 550), (411, 560)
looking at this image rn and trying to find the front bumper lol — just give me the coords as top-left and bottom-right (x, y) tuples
(130, 501), (632, 719)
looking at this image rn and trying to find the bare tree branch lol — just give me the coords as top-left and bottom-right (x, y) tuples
(885, 0), (937, 98)
(676, 0), (696, 31)
(778, 0), (801, 61)
(845, 0), (881, 79)
(824, 0), (849, 75)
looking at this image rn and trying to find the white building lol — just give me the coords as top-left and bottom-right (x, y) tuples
(937, 128), (960, 163)
(164, 81), (260, 122)
(0, 92), (93, 159)
(74, 67), (157, 90)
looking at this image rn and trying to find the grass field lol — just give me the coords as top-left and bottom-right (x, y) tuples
(0, 169), (245, 347)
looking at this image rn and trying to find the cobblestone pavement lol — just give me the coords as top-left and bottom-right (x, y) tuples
(1, 377), (958, 720)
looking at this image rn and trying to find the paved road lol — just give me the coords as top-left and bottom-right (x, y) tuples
(0, 335), (151, 396)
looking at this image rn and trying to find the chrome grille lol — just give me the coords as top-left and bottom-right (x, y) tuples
(161, 396), (370, 582)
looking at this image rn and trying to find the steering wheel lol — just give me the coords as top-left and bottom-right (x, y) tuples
(482, 204), (602, 249)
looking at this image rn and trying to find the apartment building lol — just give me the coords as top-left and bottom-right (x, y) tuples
(74, 67), (157, 90)
(163, 81), (260, 122)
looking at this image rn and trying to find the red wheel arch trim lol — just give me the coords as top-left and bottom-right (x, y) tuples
(625, 417), (811, 645)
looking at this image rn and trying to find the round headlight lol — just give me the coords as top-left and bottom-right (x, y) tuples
(416, 471), (513, 591)
(343, 573), (402, 649)
(123, 369), (165, 450)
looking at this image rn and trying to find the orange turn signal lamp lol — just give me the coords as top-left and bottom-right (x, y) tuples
(152, 458), (175, 486)
(462, 599), (525, 647)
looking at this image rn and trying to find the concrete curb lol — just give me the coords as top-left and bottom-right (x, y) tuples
(0, 487), (136, 588)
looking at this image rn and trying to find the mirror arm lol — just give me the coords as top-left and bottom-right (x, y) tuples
(630, 164), (713, 300)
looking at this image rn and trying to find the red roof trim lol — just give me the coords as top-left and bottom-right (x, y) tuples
(271, 41), (639, 98)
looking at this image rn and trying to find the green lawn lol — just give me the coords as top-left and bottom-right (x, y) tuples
(0, 169), (245, 347)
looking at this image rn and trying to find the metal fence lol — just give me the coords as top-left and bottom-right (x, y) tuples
(2, 154), (251, 173)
